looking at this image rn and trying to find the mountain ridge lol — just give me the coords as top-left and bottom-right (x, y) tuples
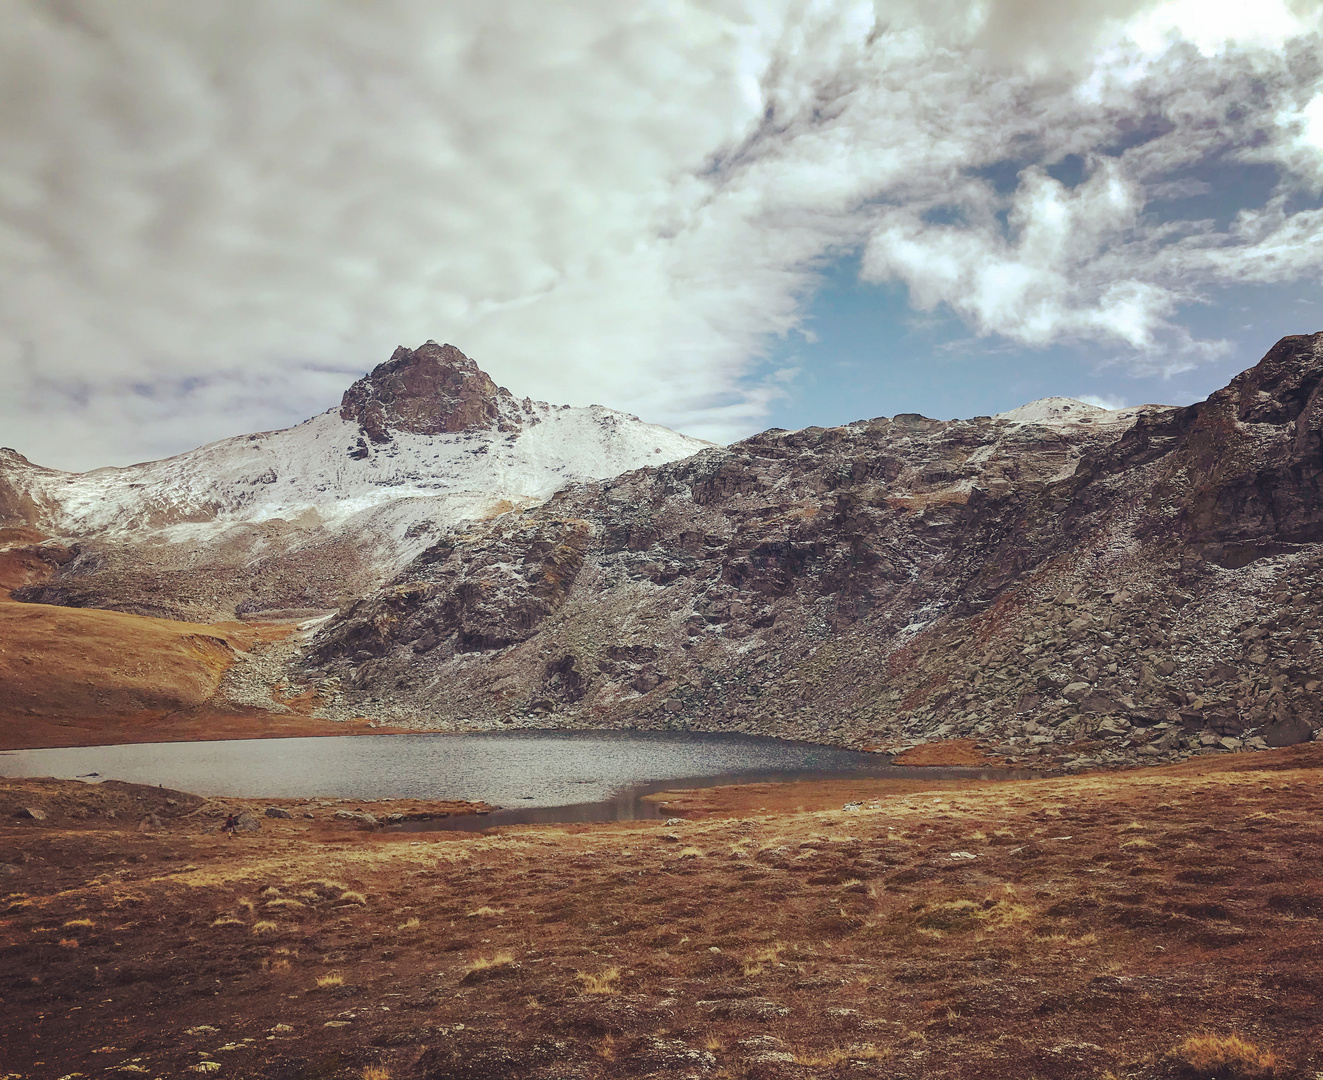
(6, 332), (1323, 769)
(2, 343), (709, 621)
(288, 332), (1323, 770)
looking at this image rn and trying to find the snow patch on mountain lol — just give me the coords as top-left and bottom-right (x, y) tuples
(5, 402), (709, 548)
(995, 396), (1167, 428)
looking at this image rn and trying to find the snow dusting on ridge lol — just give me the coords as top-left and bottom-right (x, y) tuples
(994, 396), (1168, 428)
(5, 400), (710, 550)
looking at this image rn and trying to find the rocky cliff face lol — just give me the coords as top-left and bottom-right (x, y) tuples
(297, 333), (1323, 768)
(0, 450), (52, 529)
(339, 341), (523, 444)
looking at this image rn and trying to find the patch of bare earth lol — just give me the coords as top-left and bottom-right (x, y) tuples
(1, 748), (1321, 1079)
(890, 739), (1008, 768)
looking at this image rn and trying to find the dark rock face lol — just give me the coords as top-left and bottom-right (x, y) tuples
(1262, 716), (1315, 747)
(1170, 334), (1323, 556)
(339, 341), (519, 442)
(0, 449), (48, 528)
(306, 333), (1323, 765)
(314, 515), (592, 681)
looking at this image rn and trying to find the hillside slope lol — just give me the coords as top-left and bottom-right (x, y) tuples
(300, 333), (1323, 769)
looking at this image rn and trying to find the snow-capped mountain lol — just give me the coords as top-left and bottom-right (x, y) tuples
(992, 396), (1157, 428)
(1, 342), (710, 620)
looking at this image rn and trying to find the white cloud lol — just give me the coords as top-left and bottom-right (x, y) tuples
(1077, 393), (1129, 409)
(1126, 0), (1321, 56)
(1271, 91), (1323, 186)
(0, 0), (1321, 469)
(861, 160), (1163, 348)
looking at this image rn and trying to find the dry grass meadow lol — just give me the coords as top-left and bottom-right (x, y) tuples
(2, 745), (1322, 1079)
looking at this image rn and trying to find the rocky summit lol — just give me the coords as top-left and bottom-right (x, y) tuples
(295, 333), (1323, 769)
(340, 340), (525, 445)
(5, 332), (1323, 768)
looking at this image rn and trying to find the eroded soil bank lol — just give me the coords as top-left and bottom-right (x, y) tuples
(2, 747), (1321, 1080)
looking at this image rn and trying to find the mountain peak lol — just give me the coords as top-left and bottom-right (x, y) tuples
(993, 397), (1109, 425)
(339, 341), (518, 443)
(993, 396), (1166, 428)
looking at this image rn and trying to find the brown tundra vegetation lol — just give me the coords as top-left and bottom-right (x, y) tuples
(2, 744), (1321, 1080)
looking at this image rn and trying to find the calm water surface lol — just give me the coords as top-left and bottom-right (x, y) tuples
(0, 730), (1027, 828)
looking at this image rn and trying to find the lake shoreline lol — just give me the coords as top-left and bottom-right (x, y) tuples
(0, 715), (1022, 774)
(0, 730), (1039, 829)
(0, 704), (419, 752)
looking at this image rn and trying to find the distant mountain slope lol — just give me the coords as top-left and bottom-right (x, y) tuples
(300, 333), (1323, 768)
(2, 342), (708, 620)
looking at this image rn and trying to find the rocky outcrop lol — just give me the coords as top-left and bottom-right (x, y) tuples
(315, 514), (592, 674)
(0, 450), (50, 529)
(298, 334), (1323, 768)
(0, 529), (73, 598)
(339, 340), (522, 443)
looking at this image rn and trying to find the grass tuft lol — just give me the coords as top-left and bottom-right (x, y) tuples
(913, 891), (1033, 934)
(793, 1044), (891, 1067)
(251, 920), (279, 935)
(575, 966), (621, 995)
(742, 942), (786, 977)
(461, 950), (514, 980)
(304, 879), (348, 895)
(314, 972), (344, 989)
(1172, 1033), (1276, 1079)
(63, 918), (94, 928)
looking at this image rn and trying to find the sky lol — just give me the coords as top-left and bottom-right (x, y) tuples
(2, 1), (1322, 470)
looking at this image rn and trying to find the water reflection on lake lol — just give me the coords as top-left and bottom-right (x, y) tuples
(0, 729), (1029, 828)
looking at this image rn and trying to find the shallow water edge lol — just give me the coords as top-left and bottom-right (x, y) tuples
(0, 728), (1035, 828)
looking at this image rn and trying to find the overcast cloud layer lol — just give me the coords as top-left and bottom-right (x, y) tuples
(2, 0), (1322, 469)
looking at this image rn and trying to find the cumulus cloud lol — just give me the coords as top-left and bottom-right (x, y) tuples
(1, 0), (1321, 468)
